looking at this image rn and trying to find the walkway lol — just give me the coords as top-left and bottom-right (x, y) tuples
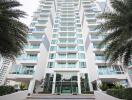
(25, 94), (96, 100)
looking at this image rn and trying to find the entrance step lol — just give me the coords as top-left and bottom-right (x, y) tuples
(26, 94), (96, 100)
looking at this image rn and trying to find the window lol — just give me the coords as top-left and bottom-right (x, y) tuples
(53, 29), (58, 32)
(67, 53), (76, 58)
(77, 34), (82, 38)
(79, 62), (86, 68)
(78, 46), (84, 51)
(57, 63), (66, 68)
(77, 39), (83, 44)
(52, 34), (58, 38)
(95, 54), (105, 60)
(50, 46), (57, 51)
(78, 53), (85, 59)
(48, 62), (55, 68)
(58, 54), (66, 58)
(68, 63), (76, 68)
(49, 53), (56, 59)
(51, 40), (57, 44)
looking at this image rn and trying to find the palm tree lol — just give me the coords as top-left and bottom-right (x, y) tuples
(0, 0), (28, 59)
(97, 0), (132, 66)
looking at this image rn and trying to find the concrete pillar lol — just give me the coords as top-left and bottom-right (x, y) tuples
(89, 81), (93, 91)
(126, 73), (132, 87)
(28, 79), (36, 94)
(96, 79), (102, 91)
(52, 72), (56, 94)
(77, 73), (81, 94)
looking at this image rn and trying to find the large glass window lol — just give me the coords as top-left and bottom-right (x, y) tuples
(77, 39), (83, 44)
(43, 73), (54, 93)
(55, 72), (78, 94)
(80, 73), (90, 93)
(67, 63), (76, 68)
(47, 62), (55, 68)
(51, 40), (58, 44)
(98, 66), (124, 75)
(77, 34), (82, 38)
(57, 63), (66, 68)
(49, 53), (56, 59)
(95, 54), (105, 60)
(52, 34), (58, 38)
(67, 53), (76, 58)
(79, 62), (86, 68)
(50, 46), (57, 51)
(78, 46), (84, 51)
(78, 53), (85, 59)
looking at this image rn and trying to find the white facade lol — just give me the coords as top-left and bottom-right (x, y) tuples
(5, 0), (131, 94)
(0, 57), (12, 85)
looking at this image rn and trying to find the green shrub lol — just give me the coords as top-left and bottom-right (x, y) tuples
(99, 82), (124, 91)
(107, 88), (132, 100)
(0, 86), (15, 96)
(99, 83), (109, 91)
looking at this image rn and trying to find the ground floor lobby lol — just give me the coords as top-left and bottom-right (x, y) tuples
(39, 72), (91, 94)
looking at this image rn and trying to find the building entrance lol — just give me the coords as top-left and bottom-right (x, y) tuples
(55, 72), (78, 94)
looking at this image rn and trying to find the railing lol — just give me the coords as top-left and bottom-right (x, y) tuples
(10, 67), (34, 75)
(25, 45), (39, 49)
(98, 68), (124, 75)
(17, 56), (37, 61)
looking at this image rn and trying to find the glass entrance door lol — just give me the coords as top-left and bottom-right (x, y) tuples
(55, 72), (78, 94)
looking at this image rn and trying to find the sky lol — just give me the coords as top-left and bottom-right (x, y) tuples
(18, 0), (106, 26)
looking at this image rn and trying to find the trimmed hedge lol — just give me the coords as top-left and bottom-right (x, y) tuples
(0, 86), (15, 96)
(107, 88), (132, 100)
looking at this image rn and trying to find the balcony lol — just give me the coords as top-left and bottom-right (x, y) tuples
(98, 68), (126, 80)
(17, 56), (38, 64)
(7, 65), (34, 80)
(91, 35), (106, 42)
(93, 44), (106, 52)
(57, 40), (77, 46)
(55, 55), (78, 62)
(28, 35), (42, 42)
(98, 68), (124, 75)
(32, 29), (45, 34)
(10, 67), (34, 75)
(59, 34), (76, 38)
(57, 47), (78, 53)
(56, 64), (77, 68)
(128, 61), (132, 69)
(25, 45), (40, 53)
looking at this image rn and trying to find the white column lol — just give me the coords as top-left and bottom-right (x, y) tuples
(52, 72), (56, 94)
(77, 72), (81, 94)
(126, 73), (132, 87)
(28, 79), (35, 94)
(89, 81), (93, 91)
(96, 79), (102, 91)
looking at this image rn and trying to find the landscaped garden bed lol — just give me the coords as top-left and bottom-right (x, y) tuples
(0, 86), (15, 96)
(107, 88), (132, 100)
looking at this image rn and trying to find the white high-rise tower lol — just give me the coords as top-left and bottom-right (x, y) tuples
(5, 0), (131, 94)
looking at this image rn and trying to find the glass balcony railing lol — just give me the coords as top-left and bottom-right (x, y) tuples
(56, 64), (77, 68)
(10, 67), (34, 75)
(59, 40), (76, 44)
(96, 56), (106, 61)
(17, 56), (37, 61)
(98, 68), (124, 75)
(67, 55), (77, 59)
(91, 35), (106, 40)
(128, 61), (132, 66)
(32, 29), (45, 33)
(28, 36), (42, 40)
(58, 47), (77, 51)
(25, 45), (40, 49)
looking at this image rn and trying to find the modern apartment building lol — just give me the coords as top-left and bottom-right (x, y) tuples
(4, 0), (132, 94)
